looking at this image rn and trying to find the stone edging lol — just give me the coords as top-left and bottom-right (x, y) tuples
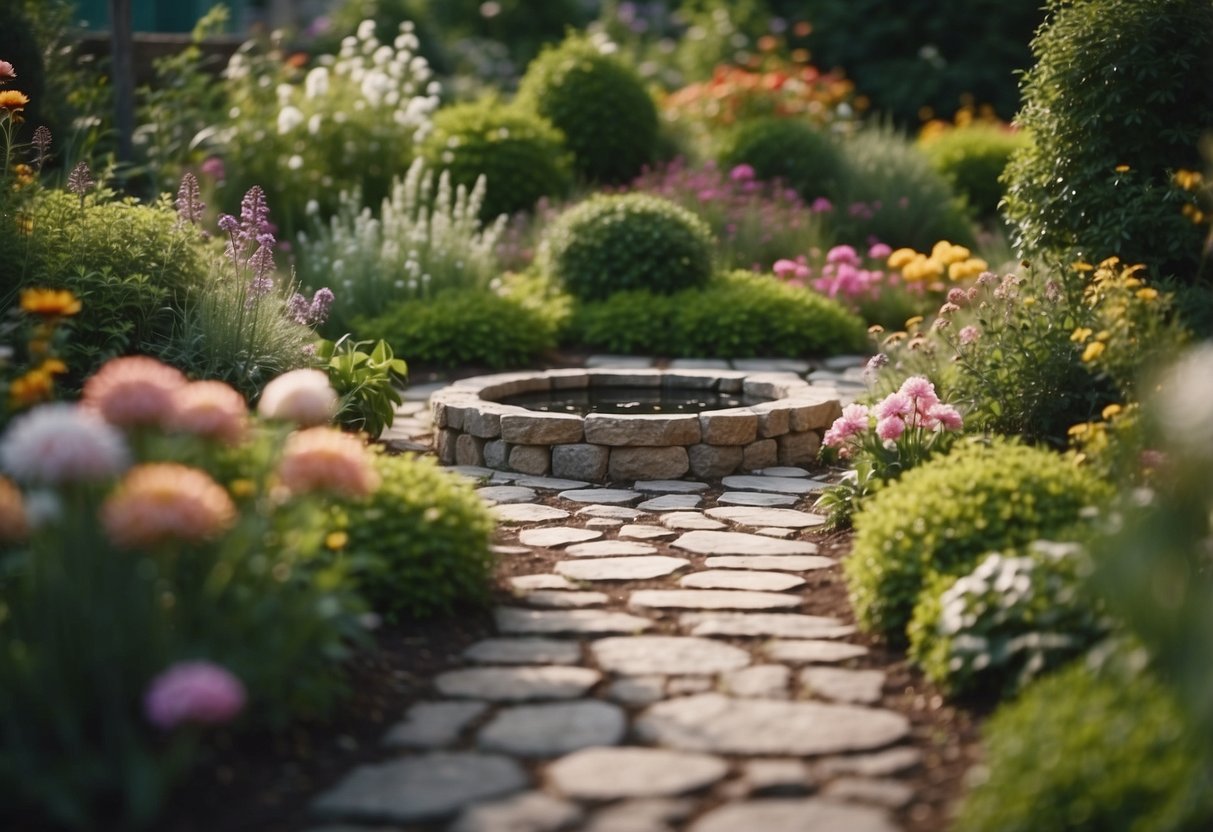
(430, 370), (843, 482)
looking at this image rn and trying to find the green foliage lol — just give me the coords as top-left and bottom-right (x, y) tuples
(420, 98), (573, 221)
(356, 287), (566, 369)
(516, 33), (659, 183)
(831, 123), (974, 250)
(1001, 0), (1213, 278)
(336, 452), (496, 619)
(717, 117), (844, 201)
(318, 337), (408, 439)
(569, 270), (867, 357)
(539, 193), (714, 301)
(956, 659), (1212, 832)
(908, 540), (1108, 699)
(919, 124), (1030, 219)
(846, 439), (1110, 642)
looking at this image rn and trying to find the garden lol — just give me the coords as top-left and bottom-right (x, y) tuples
(0, 0), (1211, 829)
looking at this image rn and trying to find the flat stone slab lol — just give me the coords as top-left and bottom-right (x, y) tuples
(566, 540), (659, 558)
(716, 491), (799, 508)
(630, 590), (801, 611)
(679, 570), (806, 591)
(518, 527), (604, 548)
(800, 668), (886, 704)
(619, 523), (679, 541)
(721, 664), (791, 699)
(705, 507), (827, 529)
(821, 777), (914, 809)
(721, 475), (827, 494)
(763, 640), (869, 664)
(591, 636), (752, 675)
(383, 701), (488, 749)
(607, 675), (667, 706)
(435, 666), (601, 701)
(672, 531), (821, 557)
(450, 792), (582, 832)
(510, 574), (576, 591)
(476, 485), (538, 504)
(512, 475), (591, 491)
(496, 607), (654, 635)
(584, 798), (696, 832)
(493, 545), (531, 556)
(493, 504), (570, 524)
(814, 747), (923, 779)
(755, 467), (811, 477)
(638, 494), (702, 511)
(522, 590), (609, 608)
(633, 480), (710, 493)
(312, 752), (528, 823)
(478, 700), (626, 757)
(660, 512), (727, 531)
(555, 556), (690, 582)
(637, 694), (910, 756)
(680, 613), (856, 639)
(705, 555), (831, 572)
(446, 465), (500, 481)
(585, 517), (623, 529)
(558, 489), (642, 504)
(689, 799), (898, 832)
(577, 505), (645, 520)
(547, 747), (729, 800)
(464, 638), (582, 665)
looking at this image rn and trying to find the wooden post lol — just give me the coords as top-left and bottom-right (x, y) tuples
(109, 0), (134, 166)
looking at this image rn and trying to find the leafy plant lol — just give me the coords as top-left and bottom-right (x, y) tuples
(317, 336), (408, 439)
(918, 120), (1029, 219)
(717, 117), (845, 202)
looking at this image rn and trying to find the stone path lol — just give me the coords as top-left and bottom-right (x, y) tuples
(307, 356), (955, 831)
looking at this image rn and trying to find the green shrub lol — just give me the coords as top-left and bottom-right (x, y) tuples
(846, 439), (1110, 641)
(355, 286), (566, 369)
(420, 98), (573, 221)
(1001, 0), (1213, 278)
(538, 193), (714, 301)
(516, 33), (658, 183)
(919, 123), (1030, 219)
(956, 660), (1211, 832)
(337, 452), (496, 619)
(717, 117), (845, 201)
(908, 540), (1108, 698)
(568, 290), (678, 356)
(832, 124), (974, 250)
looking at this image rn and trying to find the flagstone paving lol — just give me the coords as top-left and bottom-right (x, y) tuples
(309, 440), (945, 832)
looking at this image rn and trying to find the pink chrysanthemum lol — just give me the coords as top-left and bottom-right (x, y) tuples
(169, 381), (249, 445)
(144, 661), (246, 730)
(874, 391), (913, 421)
(102, 463), (236, 549)
(929, 403), (964, 432)
(277, 428), (379, 498)
(82, 356), (188, 428)
(897, 376), (939, 408)
(0, 404), (130, 485)
(257, 369), (337, 426)
(0, 477), (27, 542)
(876, 416), (905, 441)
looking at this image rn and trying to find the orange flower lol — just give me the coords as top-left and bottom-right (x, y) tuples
(0, 477), (26, 542)
(277, 428), (379, 498)
(8, 368), (55, 408)
(20, 288), (81, 317)
(102, 463), (236, 549)
(0, 90), (29, 111)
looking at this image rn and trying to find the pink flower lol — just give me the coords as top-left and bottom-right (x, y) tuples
(824, 403), (870, 448)
(959, 325), (981, 346)
(810, 197), (833, 213)
(826, 245), (860, 267)
(947, 288), (968, 305)
(0, 404), (130, 485)
(257, 369), (337, 426)
(144, 661), (246, 730)
(168, 381), (249, 445)
(898, 376), (940, 410)
(875, 391), (913, 421)
(876, 416), (905, 441)
(729, 163), (755, 182)
(277, 428), (379, 498)
(772, 258), (809, 282)
(102, 463), (237, 549)
(938, 302), (961, 317)
(0, 60), (15, 80)
(200, 156), (226, 181)
(929, 403), (963, 432)
(868, 242), (892, 260)
(82, 356), (188, 428)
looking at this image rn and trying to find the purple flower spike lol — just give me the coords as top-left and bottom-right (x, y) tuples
(175, 173), (205, 227)
(308, 288), (334, 325)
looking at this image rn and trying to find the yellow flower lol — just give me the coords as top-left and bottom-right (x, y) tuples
(228, 478), (256, 498)
(1181, 204), (1206, 224)
(887, 247), (918, 269)
(1101, 403), (1123, 420)
(8, 369), (54, 408)
(0, 90), (29, 111)
(1023, 296), (1037, 306)
(1114, 164), (1130, 173)
(1071, 261), (1094, 272)
(1068, 423), (1091, 437)
(867, 324), (885, 335)
(1136, 287), (1159, 301)
(1173, 169), (1203, 191)
(325, 531), (349, 550)
(1082, 341), (1106, 362)
(904, 315), (925, 330)
(20, 288), (81, 317)
(1098, 256), (1121, 270)
(1071, 327), (1093, 343)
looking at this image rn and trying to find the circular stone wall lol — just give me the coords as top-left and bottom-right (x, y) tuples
(429, 369), (843, 482)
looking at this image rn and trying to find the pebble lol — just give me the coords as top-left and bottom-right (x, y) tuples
(763, 640), (869, 664)
(546, 747), (729, 800)
(638, 494), (702, 511)
(558, 488), (642, 504)
(495, 607), (655, 635)
(704, 555), (831, 572)
(658, 512), (727, 531)
(679, 570), (806, 592)
(705, 506), (827, 529)
(449, 792), (583, 832)
(435, 666), (601, 702)
(565, 540), (659, 558)
(591, 636), (751, 676)
(672, 530), (821, 557)
(721, 475), (827, 494)
(477, 700), (626, 757)
(518, 527), (603, 548)
(630, 589), (801, 611)
(800, 668), (886, 704)
(715, 491), (799, 508)
(493, 504), (570, 524)
(382, 701), (488, 749)
(463, 638), (581, 666)
(476, 485), (538, 504)
(555, 556), (691, 582)
(688, 799), (898, 832)
(679, 612), (856, 639)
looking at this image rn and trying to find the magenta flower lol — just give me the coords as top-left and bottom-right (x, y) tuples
(810, 197), (833, 213)
(144, 661), (246, 730)
(876, 416), (905, 441)
(729, 163), (756, 182)
(200, 156), (226, 181)
(867, 242), (892, 259)
(826, 245), (859, 266)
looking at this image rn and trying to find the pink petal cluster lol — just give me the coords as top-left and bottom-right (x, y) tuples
(102, 463), (237, 549)
(276, 428), (379, 498)
(773, 257), (810, 283)
(169, 381), (249, 445)
(822, 403), (871, 457)
(958, 325), (981, 346)
(872, 377), (963, 437)
(0, 404), (130, 485)
(257, 369), (337, 426)
(82, 356), (188, 428)
(144, 661), (246, 730)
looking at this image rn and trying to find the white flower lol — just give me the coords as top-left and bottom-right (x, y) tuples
(1156, 342), (1213, 462)
(308, 114), (321, 135)
(357, 19), (376, 41)
(277, 105), (305, 134)
(305, 66), (330, 99)
(0, 404), (130, 485)
(287, 154), (304, 170)
(258, 369), (338, 426)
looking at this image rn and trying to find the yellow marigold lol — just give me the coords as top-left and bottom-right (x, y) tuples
(1173, 169), (1203, 191)
(1071, 327), (1093, 343)
(1114, 164), (1130, 173)
(1098, 256), (1121, 270)
(1068, 423), (1091, 437)
(887, 247), (919, 269)
(8, 369), (54, 408)
(39, 358), (67, 376)
(1102, 403), (1123, 420)
(1082, 341), (1106, 363)
(102, 463), (237, 549)
(931, 241), (970, 265)
(0, 90), (29, 111)
(0, 476), (27, 542)
(1072, 261), (1094, 272)
(277, 427), (379, 498)
(948, 257), (989, 281)
(1136, 287), (1159, 302)
(20, 288), (81, 317)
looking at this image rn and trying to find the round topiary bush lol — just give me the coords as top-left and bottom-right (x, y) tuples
(1001, 0), (1213, 278)
(516, 33), (659, 183)
(845, 439), (1111, 642)
(539, 193), (714, 301)
(919, 123), (1030, 219)
(956, 660), (1211, 832)
(419, 98), (573, 221)
(717, 117), (845, 201)
(337, 452), (496, 619)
